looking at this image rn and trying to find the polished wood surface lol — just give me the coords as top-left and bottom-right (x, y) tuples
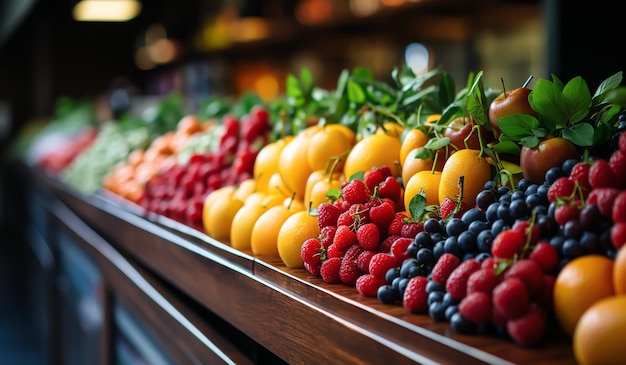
(32, 169), (577, 364)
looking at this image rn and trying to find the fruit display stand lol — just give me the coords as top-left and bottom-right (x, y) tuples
(22, 163), (577, 364)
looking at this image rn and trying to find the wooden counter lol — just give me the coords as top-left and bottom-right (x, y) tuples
(29, 168), (577, 365)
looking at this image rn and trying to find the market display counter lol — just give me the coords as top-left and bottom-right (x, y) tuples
(24, 165), (577, 364)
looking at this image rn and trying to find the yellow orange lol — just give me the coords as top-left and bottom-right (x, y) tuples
(278, 132), (313, 201)
(277, 210), (321, 268)
(376, 121), (404, 138)
(308, 175), (344, 209)
(573, 295), (626, 365)
(233, 178), (256, 202)
(253, 137), (292, 194)
(202, 186), (236, 235)
(404, 170), (442, 212)
(614, 246), (626, 295)
(230, 200), (268, 251)
(554, 254), (615, 337)
(267, 172), (293, 198)
(304, 170), (343, 208)
(343, 133), (402, 180)
(401, 147), (437, 187)
(307, 126), (352, 172)
(400, 128), (429, 166)
(250, 204), (298, 258)
(438, 149), (492, 208)
(326, 123), (356, 145)
(204, 194), (244, 242)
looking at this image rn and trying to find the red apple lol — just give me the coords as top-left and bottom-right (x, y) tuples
(444, 115), (494, 150)
(488, 87), (539, 138)
(520, 137), (579, 184)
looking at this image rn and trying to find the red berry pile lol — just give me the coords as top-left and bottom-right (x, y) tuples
(138, 106), (271, 230)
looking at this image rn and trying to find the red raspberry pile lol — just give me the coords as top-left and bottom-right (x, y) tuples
(300, 166), (422, 296)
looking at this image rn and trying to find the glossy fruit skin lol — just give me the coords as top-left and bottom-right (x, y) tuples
(488, 87), (538, 138)
(520, 137), (579, 184)
(444, 116), (493, 151)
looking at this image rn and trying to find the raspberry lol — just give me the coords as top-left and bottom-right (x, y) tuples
(378, 176), (402, 202)
(387, 212), (409, 236)
(301, 238), (323, 267)
(528, 241), (559, 274)
(535, 274), (555, 312)
(356, 223), (380, 250)
(401, 221), (424, 238)
(503, 259), (545, 299)
(364, 168), (385, 193)
(337, 210), (354, 227)
(333, 225), (357, 251)
(553, 203), (581, 226)
(512, 220), (540, 245)
(304, 261), (321, 276)
(612, 190), (626, 223)
(342, 179), (371, 205)
(440, 197), (469, 220)
(430, 253), (461, 285)
(445, 258), (481, 301)
(356, 273), (387, 297)
(611, 222), (626, 249)
(458, 291), (492, 324)
(357, 250), (377, 273)
(609, 150), (626, 189)
(492, 276), (530, 320)
(547, 176), (575, 203)
(402, 276), (429, 313)
(319, 225), (337, 249)
(369, 200), (396, 231)
(491, 229), (526, 260)
(389, 237), (413, 263)
(320, 257), (342, 283)
(568, 162), (591, 192)
(620, 131), (626, 154)
(466, 267), (501, 295)
(339, 256), (362, 286)
(586, 187), (620, 218)
(317, 202), (341, 228)
(377, 234), (401, 253)
(506, 303), (547, 347)
(589, 159), (618, 189)
(343, 242), (364, 263)
(369, 252), (399, 279)
(326, 242), (347, 258)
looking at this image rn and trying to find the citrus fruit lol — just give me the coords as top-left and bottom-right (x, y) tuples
(438, 149), (492, 208)
(278, 132), (314, 201)
(553, 254), (615, 337)
(326, 123), (356, 145)
(343, 133), (402, 180)
(230, 199), (268, 251)
(233, 178), (257, 202)
(573, 295), (626, 365)
(307, 126), (352, 172)
(400, 128), (429, 166)
(267, 172), (293, 198)
(376, 121), (404, 138)
(614, 246), (626, 294)
(253, 137), (292, 194)
(202, 185), (236, 235)
(404, 170), (442, 212)
(250, 204), (298, 257)
(277, 210), (321, 268)
(205, 194), (244, 242)
(308, 174), (344, 209)
(401, 147), (443, 186)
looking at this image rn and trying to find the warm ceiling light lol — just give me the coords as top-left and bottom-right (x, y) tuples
(73, 0), (142, 22)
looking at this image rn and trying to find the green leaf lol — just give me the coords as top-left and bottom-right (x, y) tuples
(562, 76), (591, 123)
(335, 69), (350, 99)
(497, 114), (540, 140)
(347, 80), (366, 104)
(529, 78), (569, 128)
(286, 74), (304, 107)
(424, 136), (450, 150)
(438, 72), (456, 108)
(492, 140), (521, 155)
(603, 86), (626, 107)
(352, 67), (373, 80)
(326, 188), (342, 201)
(593, 71), (623, 101)
(409, 189), (427, 221)
(593, 122), (612, 145)
(561, 123), (594, 146)
(300, 68), (314, 96)
(520, 135), (539, 148)
(349, 171), (365, 182)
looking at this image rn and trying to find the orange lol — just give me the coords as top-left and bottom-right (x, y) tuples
(230, 199), (268, 251)
(573, 295), (626, 365)
(553, 254), (615, 337)
(304, 170), (343, 208)
(202, 185), (236, 235)
(401, 147), (438, 187)
(277, 210), (321, 268)
(343, 133), (402, 180)
(404, 170), (442, 213)
(376, 121), (404, 138)
(233, 178), (257, 202)
(325, 123), (356, 145)
(438, 149), (492, 208)
(400, 128), (429, 166)
(308, 174), (345, 209)
(307, 126), (352, 172)
(250, 204), (299, 258)
(267, 172), (293, 198)
(204, 193), (244, 242)
(253, 137), (292, 194)
(278, 131), (314, 201)
(614, 246), (626, 294)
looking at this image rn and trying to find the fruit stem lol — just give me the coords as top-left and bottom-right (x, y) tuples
(522, 75), (534, 88)
(500, 77), (507, 99)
